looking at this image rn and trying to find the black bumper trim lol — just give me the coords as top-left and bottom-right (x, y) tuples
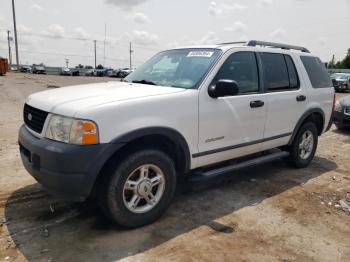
(18, 125), (125, 201)
(332, 111), (350, 127)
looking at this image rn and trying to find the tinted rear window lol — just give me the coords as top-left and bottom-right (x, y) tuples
(300, 56), (332, 88)
(260, 53), (290, 91)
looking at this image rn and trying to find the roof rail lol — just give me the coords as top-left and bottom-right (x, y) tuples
(247, 40), (310, 53)
(218, 41), (247, 45)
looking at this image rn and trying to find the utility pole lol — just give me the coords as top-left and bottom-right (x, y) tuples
(94, 40), (97, 69)
(129, 42), (133, 69)
(7, 30), (12, 65)
(65, 59), (69, 68)
(12, 0), (19, 68)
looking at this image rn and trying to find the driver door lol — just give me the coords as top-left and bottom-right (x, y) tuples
(195, 51), (268, 167)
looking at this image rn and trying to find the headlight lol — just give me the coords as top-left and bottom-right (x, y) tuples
(45, 115), (99, 145)
(334, 100), (342, 112)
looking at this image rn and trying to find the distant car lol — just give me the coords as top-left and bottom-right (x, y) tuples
(71, 69), (80, 76)
(118, 68), (135, 78)
(333, 96), (350, 130)
(330, 73), (350, 92)
(94, 69), (105, 77)
(105, 69), (114, 77)
(84, 69), (94, 76)
(32, 65), (46, 74)
(94, 68), (113, 77)
(109, 69), (119, 77)
(20, 65), (32, 73)
(60, 67), (72, 76)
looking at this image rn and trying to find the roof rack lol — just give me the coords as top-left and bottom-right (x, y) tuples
(217, 41), (247, 45)
(247, 40), (310, 53)
(218, 40), (310, 53)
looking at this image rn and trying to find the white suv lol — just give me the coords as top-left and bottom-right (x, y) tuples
(19, 40), (334, 227)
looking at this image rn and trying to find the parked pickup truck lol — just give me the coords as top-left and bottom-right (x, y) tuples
(19, 40), (334, 228)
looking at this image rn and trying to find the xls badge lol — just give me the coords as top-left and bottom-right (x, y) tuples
(27, 113), (33, 121)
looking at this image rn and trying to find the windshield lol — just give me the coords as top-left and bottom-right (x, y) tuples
(338, 75), (349, 80)
(125, 48), (221, 89)
(332, 74), (349, 80)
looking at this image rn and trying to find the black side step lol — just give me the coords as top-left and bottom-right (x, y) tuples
(189, 151), (290, 183)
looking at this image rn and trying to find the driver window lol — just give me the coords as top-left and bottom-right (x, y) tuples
(213, 52), (259, 94)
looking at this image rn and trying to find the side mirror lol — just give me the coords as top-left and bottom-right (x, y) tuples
(208, 79), (239, 98)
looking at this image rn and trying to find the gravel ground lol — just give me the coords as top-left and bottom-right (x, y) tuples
(0, 73), (349, 262)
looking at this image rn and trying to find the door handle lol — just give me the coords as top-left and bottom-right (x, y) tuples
(250, 100), (264, 108)
(296, 95), (306, 102)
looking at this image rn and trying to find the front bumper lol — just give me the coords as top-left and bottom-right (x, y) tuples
(18, 125), (124, 201)
(334, 83), (349, 91)
(333, 110), (350, 127)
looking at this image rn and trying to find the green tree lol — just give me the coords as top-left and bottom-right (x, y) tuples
(332, 49), (350, 69)
(76, 64), (84, 69)
(96, 64), (104, 69)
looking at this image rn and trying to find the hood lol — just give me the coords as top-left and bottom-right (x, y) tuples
(340, 95), (350, 106)
(334, 78), (348, 82)
(26, 81), (186, 116)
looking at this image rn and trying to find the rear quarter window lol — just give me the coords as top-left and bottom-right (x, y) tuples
(300, 56), (332, 88)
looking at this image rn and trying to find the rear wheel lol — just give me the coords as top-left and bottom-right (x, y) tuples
(98, 149), (176, 228)
(285, 122), (318, 168)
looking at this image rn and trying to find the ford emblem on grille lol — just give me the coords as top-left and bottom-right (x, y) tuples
(27, 113), (32, 121)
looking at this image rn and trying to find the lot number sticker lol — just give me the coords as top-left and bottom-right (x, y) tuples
(187, 51), (214, 58)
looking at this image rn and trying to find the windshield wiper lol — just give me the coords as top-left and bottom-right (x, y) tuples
(132, 80), (157, 86)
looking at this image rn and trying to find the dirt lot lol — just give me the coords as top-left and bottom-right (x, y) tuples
(0, 73), (349, 262)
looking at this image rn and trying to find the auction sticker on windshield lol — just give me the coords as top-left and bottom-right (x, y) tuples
(187, 51), (214, 58)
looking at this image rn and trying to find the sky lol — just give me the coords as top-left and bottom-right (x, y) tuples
(0, 0), (349, 68)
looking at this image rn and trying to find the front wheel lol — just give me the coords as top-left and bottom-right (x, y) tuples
(98, 149), (176, 228)
(285, 122), (318, 168)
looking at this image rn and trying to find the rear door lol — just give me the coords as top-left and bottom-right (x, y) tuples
(258, 52), (308, 150)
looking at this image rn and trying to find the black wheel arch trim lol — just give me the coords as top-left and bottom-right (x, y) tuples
(110, 127), (191, 173)
(288, 108), (325, 145)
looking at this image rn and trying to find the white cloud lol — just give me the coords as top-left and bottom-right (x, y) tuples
(31, 4), (43, 11)
(224, 21), (246, 33)
(209, 2), (221, 16)
(257, 0), (273, 8)
(129, 30), (159, 45)
(316, 37), (326, 46)
(189, 31), (219, 45)
(41, 24), (66, 38)
(269, 28), (286, 38)
(17, 24), (33, 35)
(105, 0), (150, 10)
(75, 27), (90, 39)
(133, 13), (151, 24)
(209, 1), (247, 16)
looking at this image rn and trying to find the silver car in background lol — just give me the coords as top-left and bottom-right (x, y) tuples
(331, 73), (350, 92)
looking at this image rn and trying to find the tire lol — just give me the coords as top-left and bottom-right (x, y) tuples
(285, 122), (318, 168)
(98, 149), (177, 228)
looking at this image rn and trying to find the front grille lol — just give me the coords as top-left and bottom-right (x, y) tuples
(23, 104), (49, 133)
(345, 107), (350, 115)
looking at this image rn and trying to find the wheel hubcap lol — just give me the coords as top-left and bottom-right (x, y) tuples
(123, 164), (165, 214)
(298, 130), (314, 160)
